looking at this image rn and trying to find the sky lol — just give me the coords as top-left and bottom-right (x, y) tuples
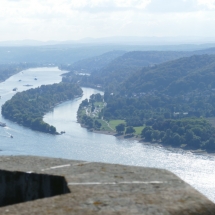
(1, 0), (215, 42)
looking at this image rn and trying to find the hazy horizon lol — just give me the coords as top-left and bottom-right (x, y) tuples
(1, 36), (215, 47)
(1, 0), (215, 42)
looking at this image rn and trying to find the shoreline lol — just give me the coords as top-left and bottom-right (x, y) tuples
(88, 127), (215, 157)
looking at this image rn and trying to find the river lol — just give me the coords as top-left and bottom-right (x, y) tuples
(0, 67), (215, 203)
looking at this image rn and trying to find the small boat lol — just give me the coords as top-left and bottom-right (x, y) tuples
(0, 122), (6, 127)
(12, 88), (18, 91)
(10, 135), (13, 138)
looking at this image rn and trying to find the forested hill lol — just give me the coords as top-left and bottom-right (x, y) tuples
(91, 51), (188, 78)
(66, 50), (190, 90)
(194, 47), (215, 55)
(119, 54), (215, 95)
(60, 50), (126, 74)
(63, 47), (215, 91)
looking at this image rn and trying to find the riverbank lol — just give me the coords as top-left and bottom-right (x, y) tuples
(77, 96), (215, 155)
(86, 127), (215, 156)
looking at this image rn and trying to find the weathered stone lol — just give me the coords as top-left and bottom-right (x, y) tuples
(0, 155), (214, 215)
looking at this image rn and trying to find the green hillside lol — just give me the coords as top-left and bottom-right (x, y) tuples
(120, 54), (215, 95)
(64, 48), (215, 92)
(60, 50), (126, 74)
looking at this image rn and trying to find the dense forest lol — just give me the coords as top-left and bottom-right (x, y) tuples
(60, 50), (126, 74)
(141, 118), (215, 152)
(77, 93), (215, 152)
(2, 82), (82, 134)
(63, 51), (189, 90)
(63, 52), (215, 97)
(119, 54), (215, 95)
(74, 53), (215, 152)
(63, 48), (215, 91)
(68, 53), (215, 95)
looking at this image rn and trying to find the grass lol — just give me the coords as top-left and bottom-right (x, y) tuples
(80, 112), (144, 135)
(77, 108), (86, 118)
(94, 102), (104, 107)
(97, 119), (113, 132)
(133, 126), (144, 135)
(109, 120), (125, 130)
(107, 120), (144, 135)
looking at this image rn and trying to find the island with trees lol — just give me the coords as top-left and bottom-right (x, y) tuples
(1, 82), (82, 134)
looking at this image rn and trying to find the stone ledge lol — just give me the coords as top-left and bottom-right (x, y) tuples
(0, 155), (214, 215)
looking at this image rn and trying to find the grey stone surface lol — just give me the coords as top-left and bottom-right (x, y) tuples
(0, 155), (214, 214)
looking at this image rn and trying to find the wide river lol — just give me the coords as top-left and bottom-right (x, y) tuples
(0, 67), (214, 202)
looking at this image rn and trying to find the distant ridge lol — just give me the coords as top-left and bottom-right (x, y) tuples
(1, 36), (215, 47)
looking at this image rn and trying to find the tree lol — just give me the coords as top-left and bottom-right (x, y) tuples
(188, 135), (201, 149)
(185, 129), (194, 142)
(125, 126), (135, 135)
(80, 99), (89, 107)
(91, 103), (95, 112)
(116, 123), (125, 134)
(49, 125), (56, 134)
(141, 126), (152, 137)
(172, 133), (182, 147)
(159, 131), (165, 140)
(94, 120), (102, 130)
(204, 138), (215, 152)
(152, 130), (160, 141)
(144, 130), (153, 142)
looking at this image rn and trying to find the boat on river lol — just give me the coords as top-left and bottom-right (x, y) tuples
(0, 122), (6, 127)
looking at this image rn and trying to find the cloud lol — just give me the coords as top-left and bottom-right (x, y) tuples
(1, 0), (215, 41)
(145, 0), (215, 12)
(69, 0), (151, 13)
(197, 0), (215, 9)
(145, 0), (200, 13)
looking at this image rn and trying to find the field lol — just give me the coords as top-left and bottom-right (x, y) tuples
(133, 126), (144, 135)
(108, 120), (144, 135)
(97, 119), (113, 132)
(109, 120), (125, 130)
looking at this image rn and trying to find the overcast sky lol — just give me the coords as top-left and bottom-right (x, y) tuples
(1, 0), (215, 42)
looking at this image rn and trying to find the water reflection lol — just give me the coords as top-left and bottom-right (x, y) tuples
(0, 67), (214, 203)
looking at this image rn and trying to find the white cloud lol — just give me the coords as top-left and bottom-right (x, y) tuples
(1, 0), (215, 41)
(197, 0), (215, 9)
(69, 0), (151, 13)
(145, 0), (200, 13)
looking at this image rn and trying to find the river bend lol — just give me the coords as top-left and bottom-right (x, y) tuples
(0, 67), (214, 202)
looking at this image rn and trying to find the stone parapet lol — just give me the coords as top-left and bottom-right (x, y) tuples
(0, 156), (214, 215)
